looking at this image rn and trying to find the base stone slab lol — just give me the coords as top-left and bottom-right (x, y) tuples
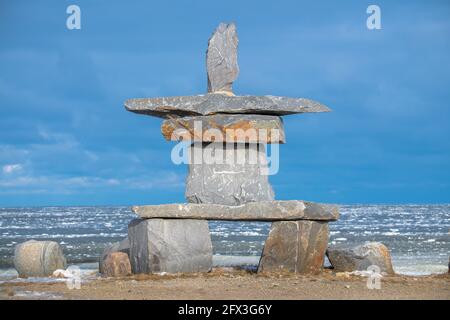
(128, 218), (213, 274)
(132, 201), (339, 221)
(258, 220), (329, 274)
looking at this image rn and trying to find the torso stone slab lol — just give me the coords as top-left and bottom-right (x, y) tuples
(185, 142), (274, 206)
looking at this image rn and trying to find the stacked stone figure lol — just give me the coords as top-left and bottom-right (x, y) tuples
(124, 22), (339, 274)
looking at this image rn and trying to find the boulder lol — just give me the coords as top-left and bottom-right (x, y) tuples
(185, 142), (274, 206)
(14, 240), (67, 278)
(326, 242), (395, 274)
(99, 237), (130, 274)
(101, 252), (132, 277)
(258, 221), (329, 274)
(128, 218), (213, 274)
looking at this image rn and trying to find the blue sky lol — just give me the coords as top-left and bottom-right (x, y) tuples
(0, 0), (449, 206)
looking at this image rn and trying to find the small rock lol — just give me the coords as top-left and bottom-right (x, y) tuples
(52, 269), (72, 278)
(99, 237), (129, 274)
(327, 242), (395, 274)
(345, 285), (350, 289)
(335, 272), (350, 278)
(14, 240), (67, 278)
(102, 252), (132, 278)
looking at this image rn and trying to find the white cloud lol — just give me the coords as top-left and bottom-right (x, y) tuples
(0, 128), (183, 197)
(2, 164), (23, 174)
(0, 170), (182, 195)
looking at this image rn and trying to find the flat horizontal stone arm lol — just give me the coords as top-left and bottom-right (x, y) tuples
(125, 94), (331, 118)
(132, 200), (339, 221)
(161, 114), (285, 143)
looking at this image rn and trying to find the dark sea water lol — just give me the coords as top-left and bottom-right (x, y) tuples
(0, 205), (449, 275)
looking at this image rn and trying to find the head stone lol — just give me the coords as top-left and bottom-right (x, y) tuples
(206, 22), (239, 94)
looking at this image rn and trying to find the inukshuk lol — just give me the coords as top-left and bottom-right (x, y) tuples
(124, 23), (339, 274)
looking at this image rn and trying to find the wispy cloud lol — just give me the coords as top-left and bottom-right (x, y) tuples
(0, 125), (184, 198)
(0, 171), (183, 194)
(2, 163), (22, 174)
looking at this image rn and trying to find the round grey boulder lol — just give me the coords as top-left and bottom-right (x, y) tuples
(327, 242), (395, 274)
(14, 240), (67, 278)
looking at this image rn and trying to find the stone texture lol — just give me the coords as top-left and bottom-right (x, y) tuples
(258, 221), (329, 274)
(101, 252), (132, 277)
(206, 23), (239, 94)
(125, 94), (330, 118)
(132, 201), (339, 221)
(326, 242), (395, 274)
(128, 218), (213, 274)
(99, 237), (130, 274)
(14, 240), (67, 278)
(185, 142), (274, 206)
(161, 114), (285, 143)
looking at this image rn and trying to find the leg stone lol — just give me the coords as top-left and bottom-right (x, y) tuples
(258, 220), (329, 274)
(128, 218), (213, 274)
